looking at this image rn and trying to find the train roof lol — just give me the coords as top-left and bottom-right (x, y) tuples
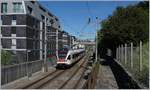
(67, 49), (85, 55)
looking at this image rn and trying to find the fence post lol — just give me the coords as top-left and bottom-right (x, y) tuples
(125, 43), (127, 65)
(118, 46), (120, 61)
(119, 45), (121, 62)
(120, 45), (122, 62)
(130, 42), (133, 69)
(121, 44), (124, 64)
(117, 47), (119, 60)
(140, 41), (143, 71)
(116, 47), (118, 60)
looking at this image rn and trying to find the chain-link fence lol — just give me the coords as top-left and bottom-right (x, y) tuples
(116, 41), (149, 87)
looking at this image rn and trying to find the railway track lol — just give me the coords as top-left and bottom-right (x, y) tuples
(73, 67), (87, 89)
(40, 55), (88, 89)
(59, 56), (86, 89)
(17, 70), (63, 89)
(18, 54), (89, 89)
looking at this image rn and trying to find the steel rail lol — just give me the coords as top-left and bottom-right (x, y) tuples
(20, 54), (89, 89)
(19, 70), (58, 89)
(59, 55), (89, 89)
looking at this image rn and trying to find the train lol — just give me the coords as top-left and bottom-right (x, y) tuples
(56, 48), (85, 67)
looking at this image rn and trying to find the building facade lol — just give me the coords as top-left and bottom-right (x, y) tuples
(0, 0), (61, 64)
(0, 0), (77, 65)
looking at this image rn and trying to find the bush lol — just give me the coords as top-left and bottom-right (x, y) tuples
(1, 50), (12, 65)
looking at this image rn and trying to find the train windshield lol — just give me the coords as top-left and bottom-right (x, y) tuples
(58, 54), (67, 59)
(67, 55), (71, 60)
(58, 48), (69, 59)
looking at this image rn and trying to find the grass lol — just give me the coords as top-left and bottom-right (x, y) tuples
(131, 42), (149, 87)
(137, 42), (149, 87)
(121, 42), (149, 88)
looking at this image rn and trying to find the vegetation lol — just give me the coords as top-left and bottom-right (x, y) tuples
(129, 42), (149, 87)
(1, 50), (12, 65)
(97, 1), (149, 87)
(137, 42), (149, 86)
(98, 1), (149, 57)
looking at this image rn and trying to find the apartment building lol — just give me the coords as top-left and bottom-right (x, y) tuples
(0, 0), (61, 64)
(61, 31), (69, 48)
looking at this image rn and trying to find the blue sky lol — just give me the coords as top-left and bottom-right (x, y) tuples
(39, 1), (139, 40)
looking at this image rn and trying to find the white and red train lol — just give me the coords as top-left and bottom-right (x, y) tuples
(56, 48), (85, 67)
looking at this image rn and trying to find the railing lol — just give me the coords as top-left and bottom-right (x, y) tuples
(1, 60), (43, 85)
(86, 62), (99, 88)
(116, 41), (149, 87)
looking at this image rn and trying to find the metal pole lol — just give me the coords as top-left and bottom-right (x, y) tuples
(40, 22), (43, 61)
(116, 47), (118, 60)
(44, 17), (48, 72)
(125, 43), (127, 65)
(56, 29), (58, 60)
(118, 46), (120, 61)
(26, 50), (28, 78)
(140, 41), (142, 71)
(95, 17), (98, 63)
(121, 44), (123, 64)
(131, 42), (133, 69)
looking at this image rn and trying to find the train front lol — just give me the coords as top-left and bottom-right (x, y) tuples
(57, 48), (70, 67)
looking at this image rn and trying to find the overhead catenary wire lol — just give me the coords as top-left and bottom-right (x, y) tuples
(58, 17), (79, 37)
(79, 1), (95, 38)
(86, 1), (93, 20)
(45, 2), (95, 39)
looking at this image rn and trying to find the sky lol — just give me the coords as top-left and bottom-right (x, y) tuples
(39, 1), (140, 40)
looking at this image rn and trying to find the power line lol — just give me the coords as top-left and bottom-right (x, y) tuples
(86, 1), (93, 19)
(58, 17), (79, 37)
(45, 2), (93, 39)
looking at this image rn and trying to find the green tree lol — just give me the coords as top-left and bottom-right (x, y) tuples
(1, 50), (12, 65)
(98, 1), (149, 57)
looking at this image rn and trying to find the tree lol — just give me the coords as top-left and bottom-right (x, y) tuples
(1, 50), (12, 65)
(98, 1), (149, 57)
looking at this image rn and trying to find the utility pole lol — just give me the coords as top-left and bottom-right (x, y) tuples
(43, 17), (48, 72)
(95, 17), (98, 63)
(56, 28), (58, 60)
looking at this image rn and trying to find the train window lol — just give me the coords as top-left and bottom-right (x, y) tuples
(72, 54), (75, 58)
(75, 54), (78, 58)
(73, 54), (76, 59)
(76, 54), (78, 57)
(77, 53), (79, 57)
(67, 55), (71, 60)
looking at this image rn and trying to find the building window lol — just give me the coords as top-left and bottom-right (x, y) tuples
(50, 19), (54, 24)
(1, 16), (3, 20)
(0, 16), (2, 25)
(12, 15), (16, 25)
(1, 3), (7, 13)
(13, 2), (24, 13)
(1, 39), (12, 48)
(12, 27), (16, 34)
(17, 39), (26, 49)
(12, 15), (16, 20)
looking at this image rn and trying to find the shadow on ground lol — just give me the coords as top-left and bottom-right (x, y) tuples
(100, 55), (140, 89)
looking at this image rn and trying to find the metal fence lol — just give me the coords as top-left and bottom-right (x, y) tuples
(116, 41), (149, 87)
(1, 60), (43, 85)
